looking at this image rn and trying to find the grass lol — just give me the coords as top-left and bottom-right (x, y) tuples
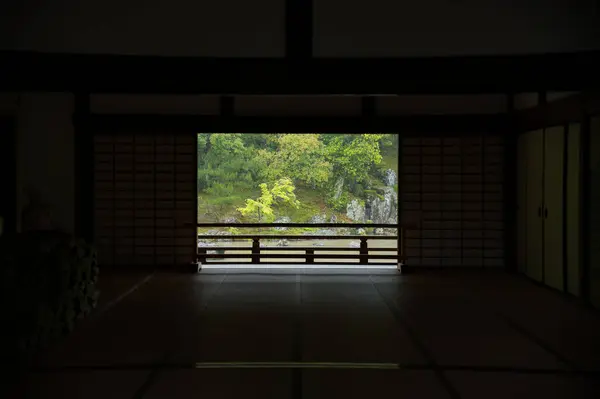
(379, 154), (398, 174)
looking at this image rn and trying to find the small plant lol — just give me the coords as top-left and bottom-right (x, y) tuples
(326, 191), (350, 212)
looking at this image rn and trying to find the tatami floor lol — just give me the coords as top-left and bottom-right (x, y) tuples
(7, 268), (600, 398)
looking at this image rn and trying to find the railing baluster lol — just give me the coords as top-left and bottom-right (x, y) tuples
(252, 238), (260, 264)
(359, 238), (368, 265)
(306, 248), (314, 264)
(197, 232), (405, 266)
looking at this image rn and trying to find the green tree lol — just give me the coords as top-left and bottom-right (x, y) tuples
(325, 134), (384, 184)
(237, 178), (300, 222)
(260, 134), (332, 187)
(197, 133), (264, 191)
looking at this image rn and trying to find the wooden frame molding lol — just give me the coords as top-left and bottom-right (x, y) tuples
(1, 51), (599, 94)
(514, 92), (600, 133)
(87, 114), (508, 135)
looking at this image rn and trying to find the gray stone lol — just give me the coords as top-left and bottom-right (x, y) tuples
(368, 186), (397, 224)
(275, 239), (289, 247)
(310, 214), (327, 224)
(384, 169), (397, 187)
(346, 199), (366, 222)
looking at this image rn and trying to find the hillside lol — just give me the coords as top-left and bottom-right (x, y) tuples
(197, 133), (398, 234)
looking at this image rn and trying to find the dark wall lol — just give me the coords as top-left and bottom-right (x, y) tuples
(589, 116), (600, 307)
(0, 93), (75, 234)
(1, 0), (599, 57)
(0, 117), (16, 235)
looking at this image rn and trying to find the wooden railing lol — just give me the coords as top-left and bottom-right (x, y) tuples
(195, 223), (406, 267)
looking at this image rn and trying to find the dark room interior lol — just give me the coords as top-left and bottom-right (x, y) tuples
(1, 1), (600, 398)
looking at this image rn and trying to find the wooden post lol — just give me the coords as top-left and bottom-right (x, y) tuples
(252, 238), (261, 264)
(359, 238), (368, 265)
(398, 227), (405, 271)
(306, 248), (314, 263)
(198, 248), (207, 265)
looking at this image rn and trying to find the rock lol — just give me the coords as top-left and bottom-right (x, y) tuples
(197, 241), (216, 248)
(274, 216), (291, 231)
(368, 186), (397, 224)
(384, 169), (397, 187)
(329, 214), (337, 223)
(356, 228), (366, 235)
(313, 241), (325, 247)
(375, 228), (385, 235)
(349, 240), (361, 248)
(310, 214), (327, 224)
(275, 239), (289, 247)
(200, 229), (232, 244)
(221, 217), (239, 224)
(333, 177), (345, 200)
(346, 199), (366, 222)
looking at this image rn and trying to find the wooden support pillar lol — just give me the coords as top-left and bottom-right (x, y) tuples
(399, 227), (405, 270)
(198, 248), (207, 265)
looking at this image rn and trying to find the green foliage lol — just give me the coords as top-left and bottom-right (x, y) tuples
(325, 134), (384, 184)
(364, 189), (384, 201)
(200, 182), (242, 221)
(326, 191), (350, 212)
(237, 178), (300, 222)
(227, 227), (241, 235)
(260, 134), (332, 187)
(197, 133), (265, 192)
(197, 133), (397, 224)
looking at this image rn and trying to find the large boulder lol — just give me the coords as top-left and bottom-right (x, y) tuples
(346, 199), (366, 222)
(368, 187), (398, 224)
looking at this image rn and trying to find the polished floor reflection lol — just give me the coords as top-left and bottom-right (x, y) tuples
(8, 268), (600, 398)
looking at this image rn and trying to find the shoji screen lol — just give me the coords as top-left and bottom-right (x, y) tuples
(400, 135), (504, 267)
(93, 132), (196, 268)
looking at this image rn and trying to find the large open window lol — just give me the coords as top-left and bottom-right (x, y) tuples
(196, 133), (399, 265)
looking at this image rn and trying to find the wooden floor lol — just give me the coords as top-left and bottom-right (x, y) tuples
(8, 268), (600, 398)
